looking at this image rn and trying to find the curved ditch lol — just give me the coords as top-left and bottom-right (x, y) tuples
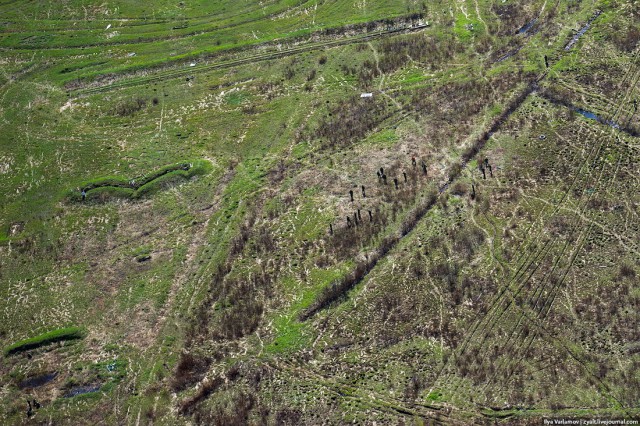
(74, 159), (210, 202)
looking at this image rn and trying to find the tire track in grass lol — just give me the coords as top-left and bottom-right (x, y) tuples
(488, 222), (624, 410)
(502, 165), (630, 398)
(269, 358), (459, 424)
(69, 24), (430, 96)
(506, 48), (640, 360)
(473, 108), (632, 401)
(443, 127), (603, 405)
(0, 0), (318, 48)
(471, 50), (640, 403)
(482, 152), (608, 396)
(485, 43), (640, 345)
(477, 123), (611, 383)
(441, 119), (601, 375)
(516, 69), (640, 398)
(432, 44), (640, 400)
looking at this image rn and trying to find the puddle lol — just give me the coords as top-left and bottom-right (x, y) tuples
(18, 372), (57, 389)
(517, 18), (537, 34)
(575, 108), (620, 129)
(63, 384), (101, 398)
(565, 10), (601, 51)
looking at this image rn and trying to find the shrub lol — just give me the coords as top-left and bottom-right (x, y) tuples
(619, 263), (636, 280)
(313, 95), (389, 149)
(284, 66), (296, 80)
(451, 182), (467, 196)
(114, 97), (147, 116)
(306, 69), (316, 81)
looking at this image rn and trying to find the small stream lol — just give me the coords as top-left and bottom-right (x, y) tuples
(565, 10), (602, 51)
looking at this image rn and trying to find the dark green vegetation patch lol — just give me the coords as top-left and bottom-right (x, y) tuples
(4, 327), (85, 356)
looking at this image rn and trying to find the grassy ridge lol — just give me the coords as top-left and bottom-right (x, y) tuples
(4, 327), (85, 356)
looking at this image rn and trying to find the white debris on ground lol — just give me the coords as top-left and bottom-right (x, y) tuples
(0, 155), (14, 175)
(360, 93), (373, 98)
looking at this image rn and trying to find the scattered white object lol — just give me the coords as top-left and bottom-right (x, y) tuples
(190, 62), (196, 67)
(127, 52), (136, 57)
(106, 24), (111, 30)
(360, 93), (373, 98)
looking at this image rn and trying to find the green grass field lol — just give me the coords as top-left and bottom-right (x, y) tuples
(1, 0), (640, 424)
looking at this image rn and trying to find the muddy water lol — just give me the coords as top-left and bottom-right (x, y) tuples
(18, 372), (57, 389)
(517, 18), (537, 35)
(575, 108), (620, 129)
(565, 10), (602, 51)
(63, 384), (101, 398)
